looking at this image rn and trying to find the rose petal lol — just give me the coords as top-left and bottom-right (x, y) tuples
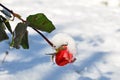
(55, 46), (75, 66)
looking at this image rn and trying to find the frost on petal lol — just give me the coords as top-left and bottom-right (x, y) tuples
(51, 33), (77, 56)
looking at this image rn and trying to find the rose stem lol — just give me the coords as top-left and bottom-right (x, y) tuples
(0, 3), (55, 48)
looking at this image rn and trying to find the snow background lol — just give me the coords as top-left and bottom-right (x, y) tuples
(0, 0), (120, 80)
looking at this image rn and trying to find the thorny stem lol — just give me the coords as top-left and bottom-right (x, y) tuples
(0, 3), (55, 63)
(0, 3), (55, 48)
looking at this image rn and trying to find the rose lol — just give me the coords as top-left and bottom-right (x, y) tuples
(55, 45), (76, 66)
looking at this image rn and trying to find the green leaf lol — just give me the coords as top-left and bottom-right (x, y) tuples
(0, 18), (9, 42)
(26, 13), (55, 33)
(0, 16), (6, 29)
(10, 22), (27, 49)
(0, 15), (12, 34)
(21, 30), (29, 49)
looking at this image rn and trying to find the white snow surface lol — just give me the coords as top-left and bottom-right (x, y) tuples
(0, 0), (120, 80)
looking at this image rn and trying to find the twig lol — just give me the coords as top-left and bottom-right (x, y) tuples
(2, 51), (9, 64)
(0, 3), (13, 14)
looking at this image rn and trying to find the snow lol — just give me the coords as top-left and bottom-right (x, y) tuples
(51, 33), (77, 55)
(0, 0), (120, 80)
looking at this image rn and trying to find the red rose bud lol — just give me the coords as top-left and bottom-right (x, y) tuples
(55, 45), (76, 66)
